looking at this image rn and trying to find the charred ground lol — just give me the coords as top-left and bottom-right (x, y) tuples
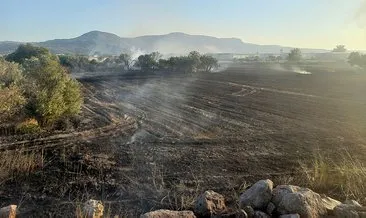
(0, 63), (366, 217)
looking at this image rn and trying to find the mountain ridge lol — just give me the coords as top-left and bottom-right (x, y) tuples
(0, 30), (328, 55)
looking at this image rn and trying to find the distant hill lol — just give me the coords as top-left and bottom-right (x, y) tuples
(0, 31), (328, 55)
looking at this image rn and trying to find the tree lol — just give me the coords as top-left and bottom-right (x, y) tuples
(188, 51), (201, 72)
(287, 48), (302, 62)
(135, 52), (161, 71)
(118, 53), (132, 70)
(333, 45), (347, 52)
(199, 55), (219, 72)
(348, 52), (366, 68)
(23, 55), (82, 124)
(0, 59), (25, 122)
(6, 43), (49, 64)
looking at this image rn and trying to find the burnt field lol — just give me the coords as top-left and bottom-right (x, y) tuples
(1, 63), (366, 216)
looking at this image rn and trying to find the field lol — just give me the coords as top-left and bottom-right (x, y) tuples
(1, 63), (366, 216)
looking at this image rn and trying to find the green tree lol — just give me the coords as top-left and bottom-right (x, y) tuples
(6, 43), (50, 64)
(23, 55), (82, 125)
(287, 48), (302, 62)
(348, 52), (366, 68)
(0, 59), (26, 122)
(332, 45), (347, 52)
(118, 53), (132, 70)
(135, 52), (161, 71)
(188, 51), (201, 72)
(199, 55), (219, 72)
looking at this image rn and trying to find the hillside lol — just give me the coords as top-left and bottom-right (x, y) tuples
(0, 31), (328, 55)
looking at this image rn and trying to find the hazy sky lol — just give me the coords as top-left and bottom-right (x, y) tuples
(1, 0), (365, 49)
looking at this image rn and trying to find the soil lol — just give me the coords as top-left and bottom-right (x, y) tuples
(0, 63), (365, 217)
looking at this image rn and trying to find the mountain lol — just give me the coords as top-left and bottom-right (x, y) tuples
(0, 31), (328, 55)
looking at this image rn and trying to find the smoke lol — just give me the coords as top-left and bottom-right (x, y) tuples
(129, 46), (146, 61)
(270, 63), (312, 75)
(291, 66), (312, 75)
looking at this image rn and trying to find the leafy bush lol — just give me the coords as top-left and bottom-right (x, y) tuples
(23, 55), (83, 125)
(2, 45), (83, 127)
(16, 118), (40, 134)
(0, 59), (25, 122)
(6, 43), (49, 64)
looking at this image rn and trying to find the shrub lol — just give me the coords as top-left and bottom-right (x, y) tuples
(16, 118), (41, 134)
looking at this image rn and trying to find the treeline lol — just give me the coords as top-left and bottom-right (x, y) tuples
(1, 44), (82, 132)
(58, 51), (219, 73)
(135, 51), (219, 73)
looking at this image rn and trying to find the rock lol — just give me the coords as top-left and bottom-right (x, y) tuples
(239, 179), (273, 210)
(83, 199), (104, 218)
(322, 196), (341, 215)
(266, 202), (276, 216)
(0, 205), (16, 218)
(140, 210), (196, 218)
(242, 206), (255, 218)
(333, 200), (366, 218)
(271, 185), (327, 218)
(253, 211), (270, 218)
(194, 190), (226, 217)
(279, 214), (300, 218)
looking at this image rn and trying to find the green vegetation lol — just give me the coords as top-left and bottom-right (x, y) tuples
(6, 43), (49, 64)
(348, 52), (366, 69)
(135, 51), (219, 73)
(332, 45), (347, 52)
(0, 59), (26, 122)
(2, 44), (83, 129)
(287, 48), (302, 62)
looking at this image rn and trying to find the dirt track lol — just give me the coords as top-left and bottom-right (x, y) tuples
(1, 64), (366, 216)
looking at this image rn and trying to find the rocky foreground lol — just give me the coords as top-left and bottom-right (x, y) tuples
(140, 179), (365, 218)
(2, 179), (365, 217)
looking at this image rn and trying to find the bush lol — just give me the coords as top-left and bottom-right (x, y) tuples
(0, 59), (25, 122)
(6, 43), (49, 64)
(2, 45), (83, 127)
(16, 118), (41, 134)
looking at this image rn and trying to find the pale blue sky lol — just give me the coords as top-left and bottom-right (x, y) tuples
(1, 0), (365, 49)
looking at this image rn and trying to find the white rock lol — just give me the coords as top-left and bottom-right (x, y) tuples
(239, 179), (273, 210)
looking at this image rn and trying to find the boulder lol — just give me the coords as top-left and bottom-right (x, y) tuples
(271, 185), (327, 218)
(333, 200), (366, 218)
(83, 199), (104, 218)
(140, 210), (196, 218)
(322, 196), (341, 215)
(253, 211), (270, 218)
(0, 205), (16, 218)
(279, 214), (300, 218)
(266, 202), (276, 216)
(194, 190), (227, 217)
(239, 179), (273, 210)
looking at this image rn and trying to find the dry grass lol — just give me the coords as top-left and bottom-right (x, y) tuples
(0, 149), (43, 183)
(300, 151), (366, 204)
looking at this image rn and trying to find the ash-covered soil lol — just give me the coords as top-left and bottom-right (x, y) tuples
(1, 63), (366, 217)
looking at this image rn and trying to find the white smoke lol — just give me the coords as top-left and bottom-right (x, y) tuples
(292, 66), (312, 75)
(129, 46), (146, 61)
